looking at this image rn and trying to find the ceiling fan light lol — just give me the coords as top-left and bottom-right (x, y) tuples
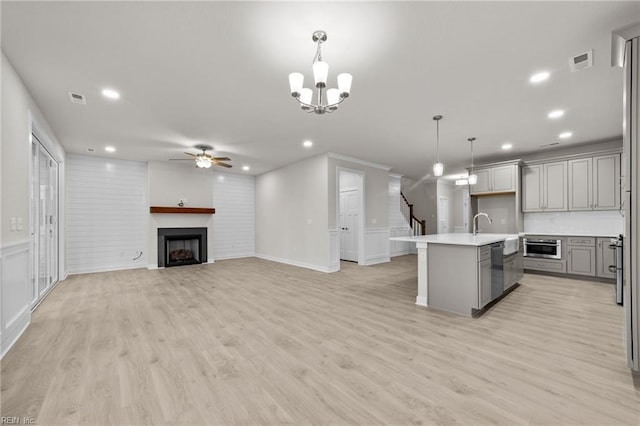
(289, 72), (304, 96)
(312, 61), (329, 87)
(196, 158), (211, 168)
(433, 162), (444, 177)
(468, 174), (478, 185)
(337, 73), (352, 96)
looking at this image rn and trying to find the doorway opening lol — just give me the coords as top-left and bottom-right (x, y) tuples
(338, 169), (364, 264)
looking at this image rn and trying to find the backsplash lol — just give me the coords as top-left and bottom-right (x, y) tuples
(524, 211), (623, 236)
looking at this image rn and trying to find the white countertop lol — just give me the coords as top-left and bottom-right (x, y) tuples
(390, 233), (519, 247)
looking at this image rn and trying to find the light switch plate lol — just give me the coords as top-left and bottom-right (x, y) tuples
(10, 217), (16, 231)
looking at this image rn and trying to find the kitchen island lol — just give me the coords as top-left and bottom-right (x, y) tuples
(390, 233), (522, 316)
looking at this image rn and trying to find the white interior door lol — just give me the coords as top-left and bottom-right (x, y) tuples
(438, 196), (449, 234)
(31, 136), (59, 307)
(339, 189), (359, 262)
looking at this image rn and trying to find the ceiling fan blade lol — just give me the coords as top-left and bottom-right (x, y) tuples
(184, 152), (198, 157)
(212, 157), (231, 161)
(214, 162), (233, 168)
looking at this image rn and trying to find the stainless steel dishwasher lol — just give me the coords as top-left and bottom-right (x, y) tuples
(491, 242), (505, 300)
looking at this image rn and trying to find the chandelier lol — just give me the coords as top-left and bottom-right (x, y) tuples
(288, 30), (352, 114)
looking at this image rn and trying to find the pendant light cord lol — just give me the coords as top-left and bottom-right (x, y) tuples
(436, 119), (440, 162)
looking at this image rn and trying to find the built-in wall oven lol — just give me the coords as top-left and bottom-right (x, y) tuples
(523, 238), (562, 260)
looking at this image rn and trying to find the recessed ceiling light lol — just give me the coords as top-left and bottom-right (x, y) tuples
(242, 165), (250, 171)
(101, 88), (120, 99)
(303, 140), (313, 148)
(548, 109), (565, 119)
(558, 131), (572, 139)
(105, 146), (116, 152)
(529, 71), (550, 83)
(501, 143), (513, 150)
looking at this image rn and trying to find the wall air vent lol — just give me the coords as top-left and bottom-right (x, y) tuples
(569, 50), (593, 72)
(68, 92), (86, 104)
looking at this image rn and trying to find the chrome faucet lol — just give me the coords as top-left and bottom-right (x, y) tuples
(472, 212), (492, 236)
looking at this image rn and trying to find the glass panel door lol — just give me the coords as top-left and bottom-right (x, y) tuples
(31, 135), (59, 307)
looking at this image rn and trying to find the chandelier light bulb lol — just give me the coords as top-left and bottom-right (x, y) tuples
(312, 61), (329, 87)
(326, 88), (340, 106)
(299, 88), (313, 106)
(468, 174), (478, 185)
(337, 73), (352, 96)
(288, 72), (304, 96)
(433, 162), (444, 177)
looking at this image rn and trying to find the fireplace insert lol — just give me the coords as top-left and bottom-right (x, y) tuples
(157, 227), (207, 268)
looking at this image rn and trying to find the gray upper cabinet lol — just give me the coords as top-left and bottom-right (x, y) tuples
(522, 164), (543, 211)
(568, 158), (593, 210)
(522, 161), (567, 212)
(568, 154), (620, 211)
(593, 154), (620, 210)
(470, 165), (516, 195)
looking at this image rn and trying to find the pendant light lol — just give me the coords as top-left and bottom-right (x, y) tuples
(468, 137), (477, 185)
(433, 115), (444, 177)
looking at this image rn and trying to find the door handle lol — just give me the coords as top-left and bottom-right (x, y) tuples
(609, 265), (617, 273)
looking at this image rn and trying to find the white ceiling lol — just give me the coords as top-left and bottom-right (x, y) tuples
(2, 1), (638, 180)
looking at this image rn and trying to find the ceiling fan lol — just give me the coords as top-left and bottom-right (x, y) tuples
(171, 144), (232, 169)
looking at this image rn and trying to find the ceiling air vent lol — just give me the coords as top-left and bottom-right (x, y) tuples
(68, 92), (86, 104)
(569, 50), (593, 72)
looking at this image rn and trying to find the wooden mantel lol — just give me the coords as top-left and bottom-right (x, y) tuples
(150, 206), (215, 214)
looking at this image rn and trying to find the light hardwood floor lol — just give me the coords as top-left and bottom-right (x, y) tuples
(2, 255), (639, 425)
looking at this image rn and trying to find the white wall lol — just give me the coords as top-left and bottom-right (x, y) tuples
(212, 172), (255, 260)
(66, 155), (147, 274)
(147, 161), (215, 268)
(1, 52), (66, 357)
(255, 155), (330, 272)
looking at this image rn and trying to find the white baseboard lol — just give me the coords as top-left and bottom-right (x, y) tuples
(1, 308), (29, 359)
(363, 255), (391, 266)
(416, 296), (428, 307)
(67, 263), (146, 275)
(255, 253), (333, 273)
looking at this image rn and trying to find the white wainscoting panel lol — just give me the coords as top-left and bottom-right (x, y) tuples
(390, 227), (412, 257)
(66, 155), (148, 274)
(1, 240), (31, 358)
(212, 172), (256, 260)
(328, 229), (339, 272)
(363, 228), (391, 266)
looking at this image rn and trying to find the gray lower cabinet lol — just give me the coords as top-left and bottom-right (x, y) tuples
(503, 251), (524, 290)
(596, 237), (616, 278)
(567, 237), (596, 276)
(523, 258), (567, 273)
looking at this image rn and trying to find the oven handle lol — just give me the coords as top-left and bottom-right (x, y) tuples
(525, 242), (560, 246)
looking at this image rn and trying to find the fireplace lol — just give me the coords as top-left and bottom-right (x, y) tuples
(157, 228), (207, 268)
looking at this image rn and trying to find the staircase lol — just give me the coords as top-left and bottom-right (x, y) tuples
(400, 192), (426, 236)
